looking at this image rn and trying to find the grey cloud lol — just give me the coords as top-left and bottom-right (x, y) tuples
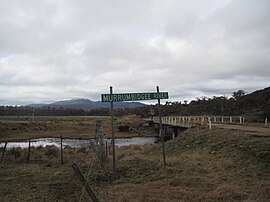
(0, 0), (269, 105)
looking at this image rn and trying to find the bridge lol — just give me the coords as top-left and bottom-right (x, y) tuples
(149, 116), (270, 139)
(152, 116), (245, 128)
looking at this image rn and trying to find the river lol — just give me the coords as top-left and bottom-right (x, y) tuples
(0, 136), (159, 149)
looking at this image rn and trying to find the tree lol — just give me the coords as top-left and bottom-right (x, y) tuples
(232, 90), (246, 100)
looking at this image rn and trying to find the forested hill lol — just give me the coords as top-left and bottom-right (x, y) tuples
(156, 86), (270, 120)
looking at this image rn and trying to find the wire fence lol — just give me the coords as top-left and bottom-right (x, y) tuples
(0, 137), (110, 165)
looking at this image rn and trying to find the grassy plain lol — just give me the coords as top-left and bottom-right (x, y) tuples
(0, 116), (156, 141)
(0, 125), (269, 201)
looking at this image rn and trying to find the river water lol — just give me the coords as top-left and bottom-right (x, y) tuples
(0, 136), (159, 149)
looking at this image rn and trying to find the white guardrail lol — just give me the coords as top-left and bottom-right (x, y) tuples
(152, 116), (246, 128)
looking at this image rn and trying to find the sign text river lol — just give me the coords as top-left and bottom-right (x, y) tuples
(101, 92), (169, 102)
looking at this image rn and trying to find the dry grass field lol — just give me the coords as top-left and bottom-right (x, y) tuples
(0, 116), (156, 141)
(1, 125), (269, 201)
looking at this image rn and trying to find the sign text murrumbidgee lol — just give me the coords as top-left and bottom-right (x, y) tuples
(101, 92), (169, 102)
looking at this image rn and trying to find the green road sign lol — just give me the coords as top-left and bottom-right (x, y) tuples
(101, 92), (169, 102)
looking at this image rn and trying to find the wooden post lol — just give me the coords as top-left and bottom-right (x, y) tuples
(61, 135), (63, 165)
(108, 144), (111, 155)
(265, 118), (268, 127)
(209, 120), (212, 130)
(71, 163), (99, 202)
(110, 86), (116, 173)
(28, 139), (31, 164)
(1, 142), (7, 163)
(221, 116), (224, 123)
(239, 117), (242, 124)
(230, 117), (232, 123)
(95, 120), (106, 164)
(157, 86), (166, 168)
(105, 142), (108, 159)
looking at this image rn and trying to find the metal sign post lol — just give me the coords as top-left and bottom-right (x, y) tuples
(110, 86), (116, 173)
(157, 86), (166, 167)
(157, 86), (166, 168)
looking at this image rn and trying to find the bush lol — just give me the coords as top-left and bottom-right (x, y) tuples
(10, 148), (22, 158)
(45, 146), (59, 158)
(119, 125), (130, 132)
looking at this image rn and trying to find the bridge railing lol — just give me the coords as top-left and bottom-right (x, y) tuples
(152, 116), (245, 128)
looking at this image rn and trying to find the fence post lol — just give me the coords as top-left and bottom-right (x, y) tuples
(28, 139), (31, 164)
(108, 144), (111, 155)
(1, 142), (7, 163)
(230, 117), (232, 123)
(60, 135), (63, 165)
(265, 118), (268, 127)
(105, 141), (108, 159)
(95, 120), (106, 164)
(209, 120), (212, 130)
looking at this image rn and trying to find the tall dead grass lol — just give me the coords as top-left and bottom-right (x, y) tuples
(1, 126), (269, 201)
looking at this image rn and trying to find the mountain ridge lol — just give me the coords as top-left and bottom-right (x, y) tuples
(27, 98), (145, 110)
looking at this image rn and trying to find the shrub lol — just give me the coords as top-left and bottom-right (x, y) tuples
(45, 146), (59, 158)
(10, 148), (22, 159)
(119, 125), (129, 132)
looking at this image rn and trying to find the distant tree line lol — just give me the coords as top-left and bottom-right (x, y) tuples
(0, 88), (269, 119)
(0, 106), (90, 116)
(0, 105), (152, 117)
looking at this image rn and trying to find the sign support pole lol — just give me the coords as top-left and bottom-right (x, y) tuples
(157, 86), (166, 167)
(110, 86), (116, 173)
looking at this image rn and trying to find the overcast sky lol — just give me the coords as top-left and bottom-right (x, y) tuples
(0, 0), (269, 105)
